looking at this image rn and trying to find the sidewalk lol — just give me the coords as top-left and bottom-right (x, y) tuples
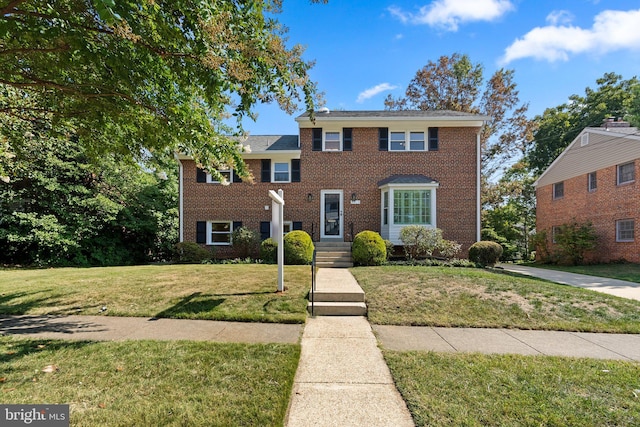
(499, 264), (640, 302)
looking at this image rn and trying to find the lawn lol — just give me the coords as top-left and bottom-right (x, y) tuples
(352, 266), (640, 333)
(0, 336), (299, 426)
(0, 264), (310, 323)
(384, 351), (640, 426)
(526, 262), (640, 283)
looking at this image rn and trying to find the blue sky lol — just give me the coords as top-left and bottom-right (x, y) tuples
(245, 0), (640, 135)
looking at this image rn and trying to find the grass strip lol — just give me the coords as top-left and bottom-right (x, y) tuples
(0, 336), (300, 426)
(0, 264), (310, 323)
(384, 350), (640, 426)
(353, 266), (640, 333)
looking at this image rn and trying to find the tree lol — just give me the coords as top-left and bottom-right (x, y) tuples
(385, 53), (535, 177)
(528, 73), (639, 175)
(0, 0), (323, 180)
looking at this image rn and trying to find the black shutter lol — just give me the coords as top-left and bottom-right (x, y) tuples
(378, 128), (388, 151)
(196, 168), (207, 183)
(312, 128), (322, 151)
(260, 221), (271, 240)
(232, 169), (242, 183)
(292, 221), (302, 231)
(428, 127), (439, 151)
(196, 221), (207, 243)
(343, 128), (352, 151)
(291, 159), (301, 182)
(261, 159), (271, 182)
(233, 221), (242, 231)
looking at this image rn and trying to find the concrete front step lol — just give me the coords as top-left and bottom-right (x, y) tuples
(315, 242), (353, 268)
(316, 261), (354, 268)
(307, 301), (367, 316)
(312, 290), (365, 303)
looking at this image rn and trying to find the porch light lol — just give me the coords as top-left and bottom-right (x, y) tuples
(307, 193), (313, 202)
(351, 192), (357, 201)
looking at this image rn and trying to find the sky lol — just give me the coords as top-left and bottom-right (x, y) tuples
(243, 0), (640, 136)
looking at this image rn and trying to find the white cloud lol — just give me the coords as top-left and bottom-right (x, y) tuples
(546, 10), (574, 26)
(356, 83), (398, 103)
(389, 0), (514, 31)
(501, 8), (640, 64)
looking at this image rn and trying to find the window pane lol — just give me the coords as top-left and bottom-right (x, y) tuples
(588, 172), (597, 191)
(617, 220), (634, 241)
(274, 162), (289, 182)
(553, 182), (564, 199)
(390, 132), (405, 151)
(325, 132), (340, 151)
(393, 190), (431, 224)
(211, 233), (231, 243)
(409, 132), (425, 150)
(211, 222), (230, 232)
(210, 221), (231, 245)
(618, 162), (635, 184)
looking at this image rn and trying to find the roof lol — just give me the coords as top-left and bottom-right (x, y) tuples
(378, 174), (439, 187)
(297, 109), (489, 121)
(534, 126), (640, 188)
(242, 135), (299, 152)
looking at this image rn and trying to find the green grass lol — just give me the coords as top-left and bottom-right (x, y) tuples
(352, 266), (640, 333)
(0, 264), (310, 323)
(0, 336), (300, 427)
(526, 262), (640, 283)
(384, 351), (640, 426)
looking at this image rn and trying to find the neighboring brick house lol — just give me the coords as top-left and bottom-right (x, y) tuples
(535, 119), (640, 263)
(178, 110), (487, 257)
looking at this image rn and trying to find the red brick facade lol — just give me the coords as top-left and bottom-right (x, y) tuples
(536, 161), (640, 263)
(180, 112), (482, 258)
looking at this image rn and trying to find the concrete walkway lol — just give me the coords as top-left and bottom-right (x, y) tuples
(499, 264), (640, 301)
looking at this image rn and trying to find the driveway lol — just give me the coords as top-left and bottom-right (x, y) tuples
(499, 264), (640, 302)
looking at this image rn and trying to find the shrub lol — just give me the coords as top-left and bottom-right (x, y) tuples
(554, 220), (597, 265)
(352, 231), (387, 266)
(260, 238), (278, 264)
(384, 239), (395, 260)
(173, 242), (213, 264)
(231, 226), (259, 258)
(437, 239), (462, 260)
(283, 230), (314, 265)
(399, 225), (443, 259)
(468, 241), (503, 267)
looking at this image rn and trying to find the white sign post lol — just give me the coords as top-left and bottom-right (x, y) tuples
(269, 189), (285, 292)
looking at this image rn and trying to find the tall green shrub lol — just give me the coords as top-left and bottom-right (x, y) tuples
(283, 230), (314, 265)
(468, 241), (503, 267)
(231, 226), (259, 258)
(554, 220), (597, 265)
(352, 231), (386, 266)
(260, 238), (277, 264)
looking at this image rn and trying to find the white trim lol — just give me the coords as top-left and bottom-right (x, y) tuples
(272, 161), (291, 183)
(378, 184), (439, 244)
(323, 130), (342, 151)
(476, 131), (481, 243)
(321, 190), (343, 240)
(207, 220), (232, 246)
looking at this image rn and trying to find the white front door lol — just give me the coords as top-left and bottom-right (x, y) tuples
(321, 190), (343, 240)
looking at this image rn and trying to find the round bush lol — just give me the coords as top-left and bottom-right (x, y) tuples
(259, 238), (278, 264)
(283, 230), (314, 265)
(468, 241), (503, 267)
(172, 242), (213, 264)
(352, 231), (387, 266)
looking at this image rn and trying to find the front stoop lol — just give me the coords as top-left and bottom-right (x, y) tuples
(314, 241), (353, 268)
(307, 267), (367, 316)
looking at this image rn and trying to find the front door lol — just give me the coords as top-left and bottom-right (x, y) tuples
(321, 190), (343, 240)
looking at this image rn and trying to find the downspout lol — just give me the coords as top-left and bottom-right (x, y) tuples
(476, 131), (481, 242)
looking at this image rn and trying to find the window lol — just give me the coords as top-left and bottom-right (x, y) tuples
(393, 190), (431, 224)
(428, 127), (439, 150)
(410, 132), (425, 151)
(551, 226), (561, 244)
(207, 167), (232, 184)
(588, 172), (597, 192)
(553, 182), (564, 199)
(273, 162), (290, 182)
(383, 191), (389, 225)
(390, 132), (406, 151)
(209, 221), (232, 245)
(616, 219), (635, 242)
(617, 162), (635, 185)
(324, 132), (340, 151)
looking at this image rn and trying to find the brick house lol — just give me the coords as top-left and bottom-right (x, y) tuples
(535, 119), (640, 263)
(178, 110), (487, 258)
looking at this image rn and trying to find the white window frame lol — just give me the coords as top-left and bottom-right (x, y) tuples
(207, 221), (232, 245)
(207, 167), (233, 184)
(273, 161), (291, 183)
(553, 182), (564, 199)
(588, 172), (597, 192)
(379, 183), (439, 245)
(389, 130), (427, 152)
(616, 219), (635, 242)
(617, 162), (635, 185)
(324, 131), (342, 151)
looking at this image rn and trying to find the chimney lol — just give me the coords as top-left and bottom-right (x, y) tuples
(602, 117), (630, 129)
